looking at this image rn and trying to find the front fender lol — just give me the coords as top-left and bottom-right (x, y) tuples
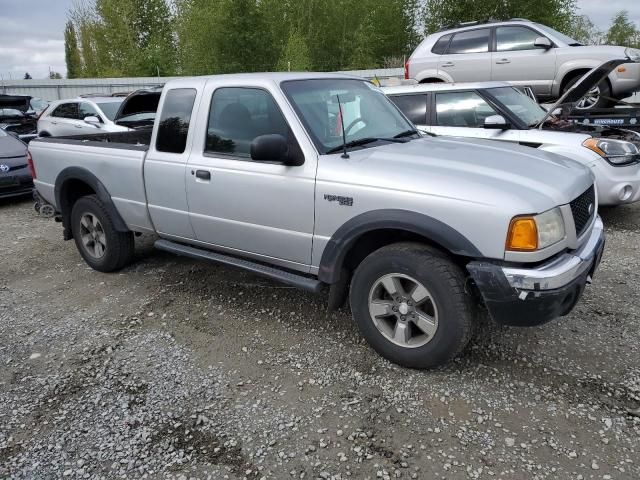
(318, 209), (482, 284)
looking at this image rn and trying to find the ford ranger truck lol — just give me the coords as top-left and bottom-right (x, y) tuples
(28, 73), (605, 369)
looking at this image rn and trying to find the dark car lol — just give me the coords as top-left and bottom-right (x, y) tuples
(0, 94), (48, 142)
(0, 129), (32, 199)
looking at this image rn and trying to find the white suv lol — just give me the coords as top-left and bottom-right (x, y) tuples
(38, 96), (128, 137)
(406, 19), (640, 109)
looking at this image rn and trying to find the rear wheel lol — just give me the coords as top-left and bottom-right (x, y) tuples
(349, 243), (475, 368)
(563, 75), (613, 110)
(70, 195), (134, 272)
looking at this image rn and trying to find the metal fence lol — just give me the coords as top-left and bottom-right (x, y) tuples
(0, 68), (404, 101)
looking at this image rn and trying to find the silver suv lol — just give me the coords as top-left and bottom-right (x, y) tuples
(406, 19), (640, 109)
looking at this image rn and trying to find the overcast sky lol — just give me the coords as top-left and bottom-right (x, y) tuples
(0, 0), (639, 80)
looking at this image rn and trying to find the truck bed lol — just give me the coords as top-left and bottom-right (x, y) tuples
(29, 130), (154, 233)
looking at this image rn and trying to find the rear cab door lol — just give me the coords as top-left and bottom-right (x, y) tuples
(437, 28), (492, 82)
(143, 82), (203, 240)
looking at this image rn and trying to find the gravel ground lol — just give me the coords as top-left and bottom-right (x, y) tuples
(1, 197), (639, 480)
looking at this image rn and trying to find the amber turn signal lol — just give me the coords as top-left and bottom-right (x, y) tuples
(506, 217), (538, 251)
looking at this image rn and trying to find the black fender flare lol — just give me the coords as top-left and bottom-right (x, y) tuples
(318, 209), (482, 284)
(55, 166), (129, 239)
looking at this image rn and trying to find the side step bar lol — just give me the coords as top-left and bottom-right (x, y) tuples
(154, 239), (324, 294)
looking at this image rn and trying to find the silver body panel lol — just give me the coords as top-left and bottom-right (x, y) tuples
(30, 72), (594, 277)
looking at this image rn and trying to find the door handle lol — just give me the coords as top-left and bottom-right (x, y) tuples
(495, 59), (511, 64)
(195, 170), (211, 180)
(441, 62), (455, 68)
(75, 124), (83, 128)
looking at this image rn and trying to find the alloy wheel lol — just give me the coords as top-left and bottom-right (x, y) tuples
(368, 273), (439, 348)
(575, 85), (600, 110)
(79, 213), (107, 259)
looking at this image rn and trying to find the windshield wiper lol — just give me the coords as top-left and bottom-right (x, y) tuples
(568, 43), (583, 46)
(393, 129), (420, 138)
(326, 137), (406, 155)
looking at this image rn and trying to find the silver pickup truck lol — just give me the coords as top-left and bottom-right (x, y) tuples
(29, 73), (605, 368)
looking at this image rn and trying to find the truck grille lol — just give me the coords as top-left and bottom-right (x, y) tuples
(570, 185), (595, 238)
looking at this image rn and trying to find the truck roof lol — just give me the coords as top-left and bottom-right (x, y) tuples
(163, 71), (364, 89)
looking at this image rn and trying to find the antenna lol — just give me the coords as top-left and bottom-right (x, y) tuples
(336, 94), (349, 159)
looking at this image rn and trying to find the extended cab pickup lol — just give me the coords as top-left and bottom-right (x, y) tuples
(29, 73), (605, 368)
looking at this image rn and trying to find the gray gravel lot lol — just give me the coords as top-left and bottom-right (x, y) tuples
(1, 197), (639, 480)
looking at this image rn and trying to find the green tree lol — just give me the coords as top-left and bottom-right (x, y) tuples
(605, 11), (640, 47)
(49, 71), (63, 79)
(64, 21), (83, 78)
(24, 72), (32, 80)
(568, 15), (603, 45)
(423, 0), (577, 35)
(277, 30), (312, 71)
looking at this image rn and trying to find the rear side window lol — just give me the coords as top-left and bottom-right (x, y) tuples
(156, 88), (197, 154)
(431, 34), (452, 55)
(389, 95), (428, 125)
(448, 29), (490, 54)
(496, 26), (543, 51)
(51, 103), (78, 119)
(205, 87), (290, 158)
(435, 91), (498, 127)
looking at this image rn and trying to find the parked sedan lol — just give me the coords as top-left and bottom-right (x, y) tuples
(0, 129), (32, 200)
(38, 97), (128, 137)
(384, 60), (640, 206)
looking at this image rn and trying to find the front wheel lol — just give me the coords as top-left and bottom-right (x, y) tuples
(70, 195), (134, 272)
(563, 76), (613, 110)
(349, 243), (475, 369)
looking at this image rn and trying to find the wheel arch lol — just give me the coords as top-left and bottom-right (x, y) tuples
(318, 210), (481, 285)
(54, 167), (129, 240)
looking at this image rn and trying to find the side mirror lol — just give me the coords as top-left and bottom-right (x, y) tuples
(534, 37), (552, 50)
(484, 115), (511, 130)
(84, 115), (101, 126)
(250, 134), (304, 166)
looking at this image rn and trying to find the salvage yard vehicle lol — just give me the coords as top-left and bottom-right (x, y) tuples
(405, 18), (640, 109)
(29, 73), (604, 368)
(385, 59), (640, 206)
(0, 129), (32, 199)
(0, 94), (48, 142)
(38, 96), (128, 137)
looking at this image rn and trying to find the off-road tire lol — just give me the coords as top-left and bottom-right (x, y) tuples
(349, 242), (475, 369)
(70, 195), (134, 272)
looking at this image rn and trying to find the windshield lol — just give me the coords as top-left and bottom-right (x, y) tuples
(96, 100), (124, 121)
(534, 23), (582, 46)
(488, 87), (547, 126)
(281, 79), (415, 154)
(30, 97), (48, 112)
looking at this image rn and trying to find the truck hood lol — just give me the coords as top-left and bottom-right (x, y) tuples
(342, 137), (593, 213)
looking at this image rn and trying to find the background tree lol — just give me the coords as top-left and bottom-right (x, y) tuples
(276, 30), (312, 71)
(49, 71), (63, 79)
(567, 15), (603, 45)
(422, 0), (576, 35)
(605, 11), (640, 48)
(23, 73), (32, 80)
(64, 21), (83, 78)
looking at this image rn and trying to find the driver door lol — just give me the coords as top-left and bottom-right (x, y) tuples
(186, 85), (317, 270)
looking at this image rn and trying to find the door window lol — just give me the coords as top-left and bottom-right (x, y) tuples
(448, 29), (490, 54)
(205, 87), (290, 158)
(156, 88), (197, 154)
(431, 34), (452, 54)
(496, 26), (545, 51)
(79, 102), (101, 121)
(435, 91), (498, 127)
(389, 95), (428, 125)
(51, 103), (78, 119)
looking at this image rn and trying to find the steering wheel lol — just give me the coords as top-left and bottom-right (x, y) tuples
(344, 117), (366, 136)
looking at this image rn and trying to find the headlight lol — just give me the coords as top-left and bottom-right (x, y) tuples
(582, 138), (640, 165)
(506, 207), (565, 252)
(625, 47), (640, 62)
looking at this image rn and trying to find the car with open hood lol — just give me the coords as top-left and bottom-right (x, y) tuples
(385, 58), (640, 206)
(0, 94), (47, 142)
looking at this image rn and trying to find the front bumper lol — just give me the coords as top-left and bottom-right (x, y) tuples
(467, 216), (605, 326)
(593, 160), (640, 206)
(0, 173), (33, 199)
